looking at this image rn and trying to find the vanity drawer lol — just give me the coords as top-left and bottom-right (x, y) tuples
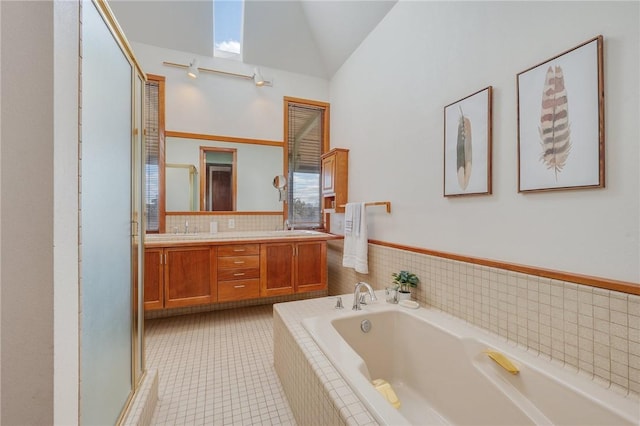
(218, 279), (260, 302)
(217, 255), (259, 269)
(218, 244), (259, 257)
(217, 267), (260, 281)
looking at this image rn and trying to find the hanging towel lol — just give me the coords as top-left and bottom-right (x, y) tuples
(342, 202), (368, 274)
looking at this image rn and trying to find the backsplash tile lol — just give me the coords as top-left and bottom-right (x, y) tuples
(164, 214), (283, 234)
(327, 240), (639, 398)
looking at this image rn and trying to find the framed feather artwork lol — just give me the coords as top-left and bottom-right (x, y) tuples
(443, 86), (493, 197)
(517, 35), (604, 192)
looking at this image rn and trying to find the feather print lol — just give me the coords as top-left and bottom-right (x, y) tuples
(539, 65), (571, 180)
(456, 106), (472, 190)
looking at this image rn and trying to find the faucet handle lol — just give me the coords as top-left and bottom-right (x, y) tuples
(334, 297), (344, 309)
(359, 294), (368, 306)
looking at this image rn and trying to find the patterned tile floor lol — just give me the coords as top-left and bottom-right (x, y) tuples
(146, 305), (297, 425)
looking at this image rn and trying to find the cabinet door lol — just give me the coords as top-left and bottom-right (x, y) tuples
(321, 154), (335, 194)
(164, 246), (216, 308)
(143, 248), (164, 310)
(295, 241), (327, 293)
(260, 243), (294, 297)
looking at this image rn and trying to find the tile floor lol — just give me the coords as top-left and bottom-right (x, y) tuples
(146, 305), (297, 425)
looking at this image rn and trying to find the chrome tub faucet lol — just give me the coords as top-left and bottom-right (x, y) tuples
(353, 282), (377, 310)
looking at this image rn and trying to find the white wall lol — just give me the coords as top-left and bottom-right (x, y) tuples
(1, 1), (79, 423)
(131, 42), (330, 140)
(330, 1), (639, 283)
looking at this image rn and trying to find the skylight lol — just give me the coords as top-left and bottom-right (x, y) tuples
(214, 0), (244, 60)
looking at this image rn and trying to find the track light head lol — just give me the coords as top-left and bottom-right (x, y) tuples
(187, 58), (199, 79)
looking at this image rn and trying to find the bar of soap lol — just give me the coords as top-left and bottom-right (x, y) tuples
(399, 300), (419, 309)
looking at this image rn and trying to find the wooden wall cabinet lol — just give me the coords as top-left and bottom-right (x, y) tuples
(321, 148), (348, 213)
(143, 246), (217, 310)
(260, 241), (327, 297)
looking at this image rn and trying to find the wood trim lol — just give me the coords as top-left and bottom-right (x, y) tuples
(283, 96), (330, 109)
(146, 73), (165, 81)
(166, 131), (282, 147)
(283, 100), (290, 222)
(283, 96), (332, 223)
(283, 96), (330, 153)
(165, 211), (283, 216)
(367, 239), (640, 296)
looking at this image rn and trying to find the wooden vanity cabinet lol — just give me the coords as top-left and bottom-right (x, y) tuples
(164, 246), (217, 308)
(144, 238), (329, 311)
(144, 245), (217, 310)
(217, 244), (260, 302)
(295, 241), (327, 293)
(144, 247), (164, 310)
(260, 243), (295, 297)
(260, 241), (327, 297)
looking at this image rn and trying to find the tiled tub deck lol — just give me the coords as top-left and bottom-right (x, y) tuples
(274, 294), (378, 426)
(274, 292), (639, 426)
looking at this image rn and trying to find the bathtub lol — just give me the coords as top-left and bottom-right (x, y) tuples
(302, 298), (638, 426)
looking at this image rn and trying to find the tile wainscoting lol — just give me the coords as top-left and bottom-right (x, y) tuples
(327, 240), (640, 398)
(165, 214), (283, 234)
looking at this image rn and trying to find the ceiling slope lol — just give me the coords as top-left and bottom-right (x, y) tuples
(298, 0), (396, 77)
(110, 0), (397, 80)
(109, 0), (214, 57)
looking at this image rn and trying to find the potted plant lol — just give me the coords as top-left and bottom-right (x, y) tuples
(392, 270), (419, 301)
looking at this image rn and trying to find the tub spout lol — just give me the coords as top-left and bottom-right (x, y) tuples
(353, 282), (377, 310)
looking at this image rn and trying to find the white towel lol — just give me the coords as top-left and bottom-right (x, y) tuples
(342, 202), (368, 274)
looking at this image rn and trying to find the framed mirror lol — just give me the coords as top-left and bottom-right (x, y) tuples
(165, 134), (284, 212)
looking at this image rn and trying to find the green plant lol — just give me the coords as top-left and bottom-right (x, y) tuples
(392, 270), (419, 293)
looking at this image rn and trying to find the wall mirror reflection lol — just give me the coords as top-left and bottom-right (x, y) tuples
(200, 147), (236, 211)
(165, 135), (284, 212)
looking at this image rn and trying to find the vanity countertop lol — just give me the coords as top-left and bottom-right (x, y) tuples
(144, 230), (341, 247)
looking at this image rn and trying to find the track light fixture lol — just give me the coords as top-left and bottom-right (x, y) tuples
(186, 58), (199, 79)
(163, 60), (272, 87)
(253, 68), (266, 87)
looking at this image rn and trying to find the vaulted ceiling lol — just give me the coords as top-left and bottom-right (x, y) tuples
(109, 0), (397, 79)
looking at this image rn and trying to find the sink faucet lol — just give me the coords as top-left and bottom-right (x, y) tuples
(184, 220), (189, 234)
(353, 282), (377, 310)
(284, 219), (294, 231)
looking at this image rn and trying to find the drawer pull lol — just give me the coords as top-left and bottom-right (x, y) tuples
(234, 261), (245, 264)
(233, 249), (245, 252)
(233, 273), (245, 277)
(233, 285), (246, 289)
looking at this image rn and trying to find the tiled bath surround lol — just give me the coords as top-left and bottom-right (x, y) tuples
(327, 240), (640, 398)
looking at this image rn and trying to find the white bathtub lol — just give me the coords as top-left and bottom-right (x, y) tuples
(302, 298), (638, 426)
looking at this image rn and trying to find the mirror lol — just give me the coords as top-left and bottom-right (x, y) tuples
(272, 175), (287, 189)
(165, 136), (283, 212)
(272, 175), (287, 202)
